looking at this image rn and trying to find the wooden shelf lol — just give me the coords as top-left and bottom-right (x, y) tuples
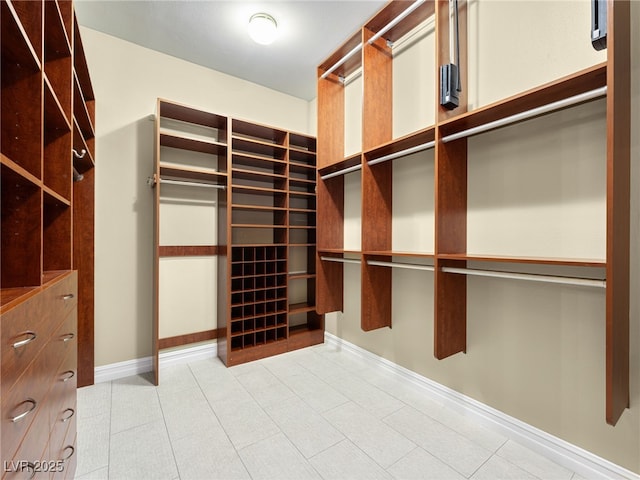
(73, 73), (95, 140)
(438, 63), (607, 139)
(438, 253), (605, 268)
(318, 30), (362, 80)
(2, 0), (41, 70)
(289, 302), (316, 315)
(160, 131), (227, 155)
(159, 164), (226, 184)
(365, 250), (435, 259)
(159, 99), (227, 129)
(232, 137), (287, 160)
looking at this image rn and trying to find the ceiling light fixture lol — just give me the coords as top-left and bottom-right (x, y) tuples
(248, 13), (278, 45)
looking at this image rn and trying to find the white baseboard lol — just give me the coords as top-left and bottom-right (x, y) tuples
(324, 332), (639, 480)
(93, 342), (218, 384)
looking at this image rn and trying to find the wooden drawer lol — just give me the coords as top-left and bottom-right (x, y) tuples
(48, 317), (77, 443)
(50, 416), (76, 480)
(1, 328), (63, 462)
(2, 399), (50, 480)
(1, 273), (77, 395)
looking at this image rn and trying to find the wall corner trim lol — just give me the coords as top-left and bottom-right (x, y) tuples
(92, 342), (218, 384)
(323, 332), (639, 480)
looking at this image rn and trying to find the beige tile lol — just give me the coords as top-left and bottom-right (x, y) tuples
(309, 439), (392, 480)
(239, 433), (321, 479)
(108, 420), (178, 479)
(265, 397), (344, 458)
(471, 455), (538, 480)
(387, 447), (466, 480)
(497, 440), (574, 480)
(383, 406), (492, 477)
(324, 402), (416, 468)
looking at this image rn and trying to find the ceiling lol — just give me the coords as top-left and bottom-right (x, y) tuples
(74, 0), (388, 101)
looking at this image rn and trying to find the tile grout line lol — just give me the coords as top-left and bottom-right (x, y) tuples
(187, 361), (256, 479)
(230, 360), (328, 479)
(155, 377), (184, 480)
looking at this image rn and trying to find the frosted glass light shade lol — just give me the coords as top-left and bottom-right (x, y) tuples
(248, 13), (278, 45)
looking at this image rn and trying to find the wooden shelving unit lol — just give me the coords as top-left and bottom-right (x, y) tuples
(316, 0), (630, 425)
(152, 100), (323, 374)
(1, 0), (95, 474)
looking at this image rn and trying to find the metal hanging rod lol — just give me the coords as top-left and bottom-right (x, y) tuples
(367, 141), (435, 167)
(441, 266), (606, 288)
(442, 86), (607, 143)
(320, 43), (363, 80)
(320, 163), (362, 180)
(159, 178), (226, 189)
(367, 260), (434, 272)
(320, 0), (426, 80)
(320, 256), (361, 265)
(368, 0), (427, 45)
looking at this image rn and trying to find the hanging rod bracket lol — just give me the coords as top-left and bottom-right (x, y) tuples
(147, 174), (157, 188)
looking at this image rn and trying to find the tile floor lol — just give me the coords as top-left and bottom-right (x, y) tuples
(75, 344), (583, 480)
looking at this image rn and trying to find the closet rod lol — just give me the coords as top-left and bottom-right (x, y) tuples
(368, 0), (427, 45)
(441, 266), (606, 288)
(320, 163), (362, 180)
(442, 86), (607, 143)
(367, 260), (434, 272)
(160, 178), (226, 189)
(320, 256), (361, 265)
(320, 42), (363, 80)
(367, 141), (435, 167)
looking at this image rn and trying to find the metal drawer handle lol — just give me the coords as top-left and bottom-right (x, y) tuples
(61, 332), (75, 342)
(61, 408), (75, 422)
(19, 462), (36, 480)
(61, 370), (75, 382)
(11, 398), (37, 423)
(62, 445), (75, 461)
(12, 331), (37, 349)
(62, 293), (75, 300)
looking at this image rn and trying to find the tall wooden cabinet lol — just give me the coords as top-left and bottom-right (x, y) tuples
(152, 99), (323, 381)
(1, 0), (95, 476)
(316, 0), (630, 425)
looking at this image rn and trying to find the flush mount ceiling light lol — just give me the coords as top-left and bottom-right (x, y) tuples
(248, 13), (278, 45)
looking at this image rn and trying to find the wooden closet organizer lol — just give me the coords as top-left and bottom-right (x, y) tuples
(1, 0), (96, 475)
(152, 99), (323, 381)
(316, 0), (630, 425)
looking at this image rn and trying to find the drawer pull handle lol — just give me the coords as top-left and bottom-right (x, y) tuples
(62, 408), (75, 422)
(62, 445), (75, 461)
(12, 331), (37, 349)
(61, 333), (75, 342)
(62, 293), (75, 300)
(11, 398), (37, 423)
(61, 370), (75, 382)
(18, 462), (36, 480)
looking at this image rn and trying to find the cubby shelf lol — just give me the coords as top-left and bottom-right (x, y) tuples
(316, 0), (630, 426)
(153, 100), (322, 371)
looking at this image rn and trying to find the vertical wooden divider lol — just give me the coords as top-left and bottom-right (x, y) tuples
(605, 0), (630, 426)
(434, 0), (468, 358)
(316, 68), (346, 314)
(152, 99), (161, 385)
(74, 166), (95, 387)
(361, 27), (393, 331)
(216, 118), (231, 365)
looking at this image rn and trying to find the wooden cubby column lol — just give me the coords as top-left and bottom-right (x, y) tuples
(361, 27), (393, 331)
(434, 0), (468, 359)
(605, 0), (630, 426)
